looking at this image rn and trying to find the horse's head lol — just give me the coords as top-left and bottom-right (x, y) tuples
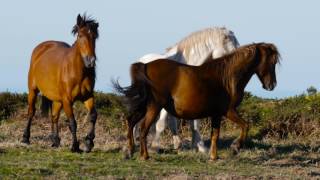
(72, 14), (99, 68)
(255, 43), (280, 91)
(212, 29), (240, 58)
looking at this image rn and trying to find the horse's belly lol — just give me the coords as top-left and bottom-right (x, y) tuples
(36, 77), (62, 101)
(172, 95), (211, 119)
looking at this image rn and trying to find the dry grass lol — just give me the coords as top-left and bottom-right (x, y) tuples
(1, 104), (320, 179)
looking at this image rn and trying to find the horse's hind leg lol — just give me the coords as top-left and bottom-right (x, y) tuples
(125, 111), (145, 159)
(167, 113), (182, 150)
(50, 102), (62, 147)
(22, 88), (39, 144)
(140, 103), (160, 160)
(190, 119), (208, 153)
(226, 109), (249, 154)
(151, 109), (167, 151)
(62, 99), (81, 152)
(83, 97), (97, 153)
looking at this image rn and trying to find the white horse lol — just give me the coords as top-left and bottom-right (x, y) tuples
(136, 27), (240, 152)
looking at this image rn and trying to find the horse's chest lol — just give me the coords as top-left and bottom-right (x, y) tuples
(71, 80), (94, 99)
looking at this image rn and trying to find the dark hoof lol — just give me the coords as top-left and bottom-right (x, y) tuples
(71, 142), (82, 153)
(21, 138), (30, 145)
(51, 142), (60, 148)
(123, 148), (134, 160)
(50, 135), (61, 148)
(150, 146), (162, 154)
(124, 152), (132, 160)
(230, 141), (241, 155)
(84, 137), (94, 153)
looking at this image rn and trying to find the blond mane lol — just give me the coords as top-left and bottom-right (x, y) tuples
(167, 27), (240, 65)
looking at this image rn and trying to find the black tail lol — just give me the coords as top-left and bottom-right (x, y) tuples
(112, 62), (152, 128)
(40, 96), (52, 118)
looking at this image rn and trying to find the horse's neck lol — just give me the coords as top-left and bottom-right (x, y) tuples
(225, 56), (256, 95)
(68, 44), (96, 79)
(203, 55), (256, 95)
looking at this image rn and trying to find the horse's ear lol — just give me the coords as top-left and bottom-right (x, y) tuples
(77, 14), (82, 26)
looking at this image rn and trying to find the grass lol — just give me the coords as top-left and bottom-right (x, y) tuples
(0, 139), (319, 179)
(1, 91), (320, 178)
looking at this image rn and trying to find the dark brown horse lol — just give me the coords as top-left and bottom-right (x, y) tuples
(22, 14), (99, 152)
(114, 43), (280, 160)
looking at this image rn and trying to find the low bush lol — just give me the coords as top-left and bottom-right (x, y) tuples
(0, 92), (27, 120)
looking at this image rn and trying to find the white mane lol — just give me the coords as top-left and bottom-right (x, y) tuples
(138, 27), (240, 66)
(168, 27), (240, 65)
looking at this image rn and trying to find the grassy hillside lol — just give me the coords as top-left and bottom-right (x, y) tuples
(0, 91), (320, 179)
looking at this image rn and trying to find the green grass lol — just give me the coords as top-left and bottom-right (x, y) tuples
(0, 147), (265, 179)
(0, 140), (319, 179)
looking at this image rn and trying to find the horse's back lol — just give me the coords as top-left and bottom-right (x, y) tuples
(138, 53), (167, 64)
(31, 41), (70, 63)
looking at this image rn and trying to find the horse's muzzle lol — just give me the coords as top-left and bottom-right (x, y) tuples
(84, 56), (96, 68)
(263, 82), (276, 91)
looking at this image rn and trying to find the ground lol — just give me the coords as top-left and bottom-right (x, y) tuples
(0, 106), (320, 179)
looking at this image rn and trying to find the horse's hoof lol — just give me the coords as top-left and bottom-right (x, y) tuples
(71, 142), (82, 153)
(71, 148), (83, 153)
(51, 139), (60, 148)
(230, 141), (241, 155)
(209, 157), (218, 162)
(124, 149), (134, 160)
(140, 155), (150, 161)
(50, 135), (60, 148)
(51, 142), (60, 148)
(83, 138), (94, 153)
(197, 142), (209, 153)
(21, 138), (30, 145)
(124, 152), (133, 160)
(173, 136), (182, 150)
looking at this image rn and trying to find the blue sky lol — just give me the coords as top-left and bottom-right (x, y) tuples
(0, 0), (319, 98)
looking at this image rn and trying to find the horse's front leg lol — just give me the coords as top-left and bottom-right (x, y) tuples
(226, 109), (249, 154)
(209, 116), (221, 160)
(62, 99), (81, 152)
(83, 97), (97, 153)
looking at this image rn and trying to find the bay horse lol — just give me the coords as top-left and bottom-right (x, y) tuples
(22, 14), (99, 153)
(114, 42), (280, 160)
(137, 27), (239, 152)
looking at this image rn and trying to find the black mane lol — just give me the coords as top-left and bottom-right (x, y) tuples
(72, 13), (99, 38)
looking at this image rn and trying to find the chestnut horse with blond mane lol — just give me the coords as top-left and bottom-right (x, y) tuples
(22, 14), (99, 153)
(114, 43), (280, 160)
(137, 27), (239, 153)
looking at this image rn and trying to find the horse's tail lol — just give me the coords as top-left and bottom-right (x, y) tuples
(112, 62), (152, 128)
(40, 95), (52, 118)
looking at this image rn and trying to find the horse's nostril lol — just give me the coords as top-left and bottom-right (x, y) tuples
(90, 57), (96, 63)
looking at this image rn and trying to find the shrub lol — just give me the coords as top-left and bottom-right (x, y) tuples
(0, 92), (28, 120)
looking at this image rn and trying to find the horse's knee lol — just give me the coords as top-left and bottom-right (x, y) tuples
(88, 109), (97, 123)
